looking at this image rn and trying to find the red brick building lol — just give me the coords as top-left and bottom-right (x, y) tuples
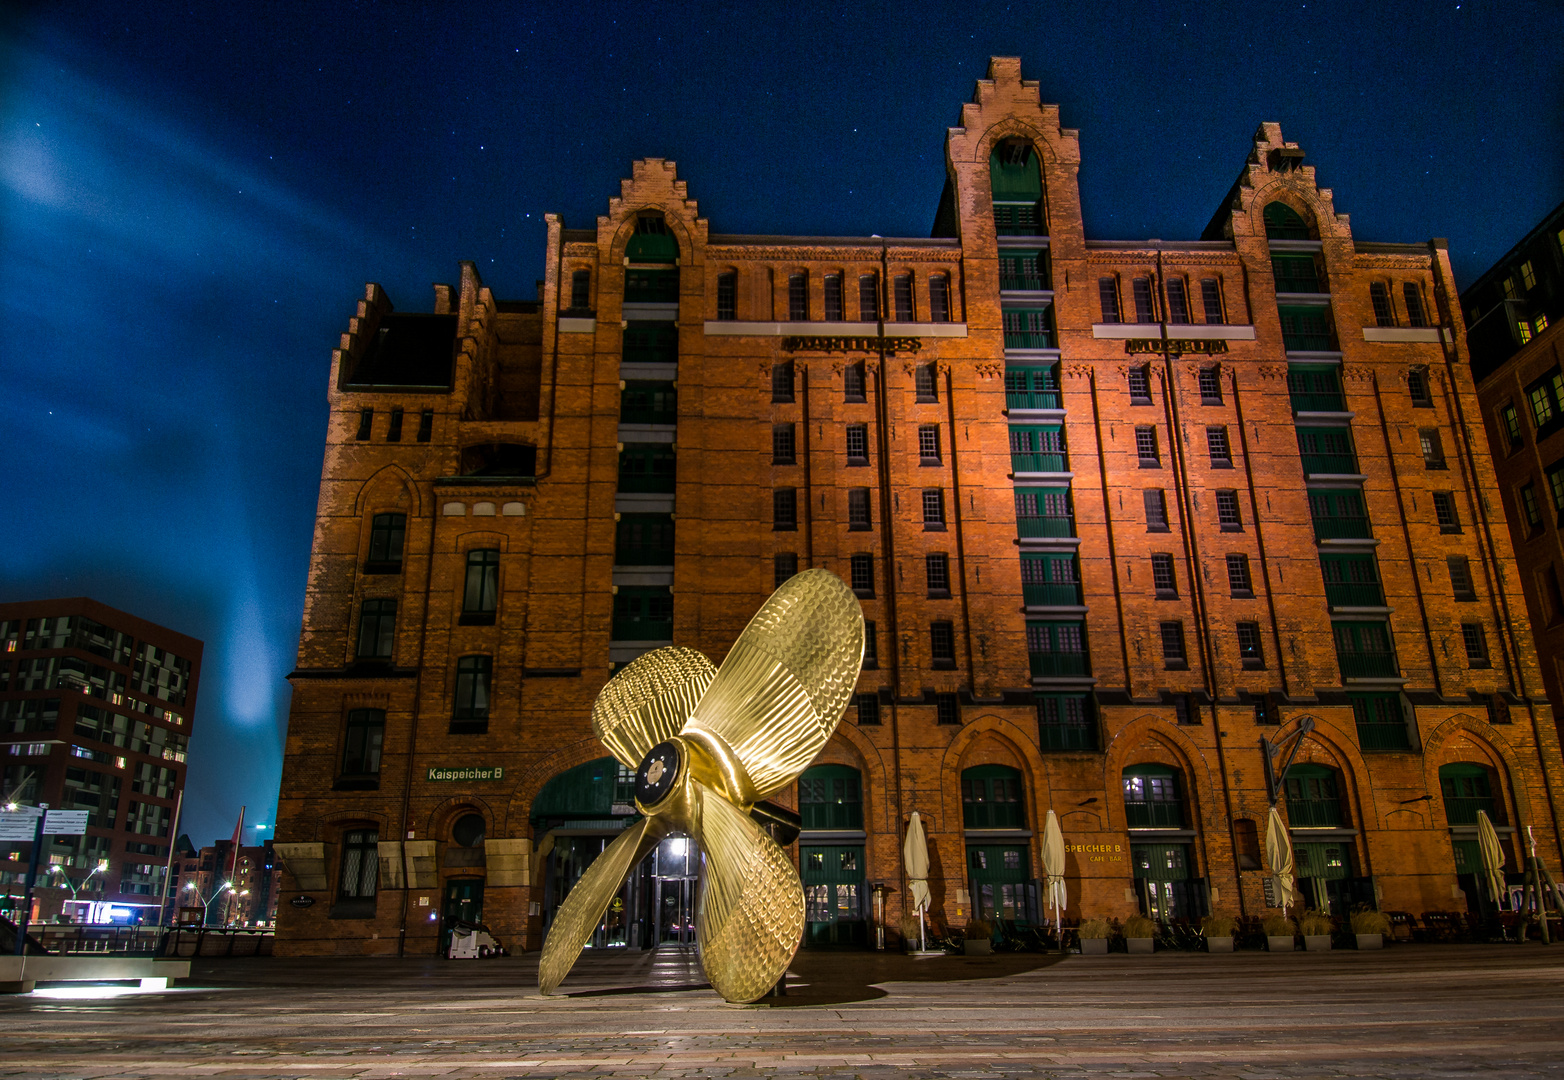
(273, 58), (1563, 957)
(0, 597), (199, 925)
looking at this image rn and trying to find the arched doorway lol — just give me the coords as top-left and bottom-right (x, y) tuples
(1122, 764), (1208, 922)
(961, 764), (1035, 925)
(797, 764), (866, 946)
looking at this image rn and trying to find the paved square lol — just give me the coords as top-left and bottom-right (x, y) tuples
(1, 945), (1562, 1078)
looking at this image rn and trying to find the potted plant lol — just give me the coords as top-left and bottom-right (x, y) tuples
(962, 918), (994, 955)
(1077, 917), (1111, 955)
(1201, 911), (1239, 953)
(1263, 912), (1297, 952)
(1350, 908), (1390, 950)
(1122, 914), (1158, 954)
(1299, 909), (1333, 951)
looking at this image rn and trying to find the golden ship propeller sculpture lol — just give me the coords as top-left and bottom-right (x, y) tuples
(537, 569), (865, 1003)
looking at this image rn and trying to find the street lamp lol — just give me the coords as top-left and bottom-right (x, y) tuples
(184, 880), (233, 924)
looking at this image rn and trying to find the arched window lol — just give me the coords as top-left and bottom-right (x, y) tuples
(1123, 764), (1183, 829)
(798, 764), (862, 830)
(1263, 202), (1313, 241)
(962, 765), (1024, 829)
(1283, 763), (1345, 828)
(990, 138), (1046, 237)
(1439, 763), (1498, 825)
(531, 757), (635, 826)
(625, 213), (678, 262)
(451, 813), (486, 847)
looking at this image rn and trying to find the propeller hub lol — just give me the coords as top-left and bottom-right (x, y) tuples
(634, 739), (684, 811)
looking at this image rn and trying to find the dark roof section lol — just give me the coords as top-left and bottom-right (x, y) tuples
(345, 313), (457, 391)
(561, 228), (597, 243)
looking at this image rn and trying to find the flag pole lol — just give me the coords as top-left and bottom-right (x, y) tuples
(222, 806), (245, 927)
(156, 790), (184, 928)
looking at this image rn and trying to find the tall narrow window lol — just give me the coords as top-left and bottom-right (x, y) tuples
(926, 553), (951, 597)
(844, 362), (866, 402)
(1237, 623), (1264, 668)
(1135, 426), (1159, 467)
(930, 622), (956, 668)
(856, 693), (881, 725)
(824, 274), (843, 321)
(1408, 369), (1432, 406)
(1151, 553), (1177, 597)
(922, 489), (945, 529)
(387, 407), (403, 442)
(846, 424), (869, 465)
(1207, 426), (1232, 466)
(1144, 489), (1169, 531)
(894, 274), (914, 321)
(462, 550), (500, 621)
(1404, 283), (1428, 328)
(915, 363), (938, 402)
(367, 513), (406, 569)
(1520, 482), (1542, 531)
(788, 272), (808, 321)
(1502, 404), (1523, 448)
(918, 425), (941, 465)
(716, 272), (737, 320)
(1200, 279), (1224, 324)
(858, 273), (879, 321)
(1461, 623), (1490, 668)
(929, 274), (951, 322)
(1132, 277), (1156, 323)
(847, 488), (871, 529)
(417, 409), (433, 442)
(356, 599), (396, 660)
(1128, 366), (1152, 404)
(1166, 278), (1190, 324)
(936, 693), (961, 726)
(774, 552), (798, 588)
(773, 488), (798, 531)
(1198, 367), (1222, 404)
(570, 269), (592, 311)
(773, 423), (797, 465)
(452, 656), (492, 721)
(1419, 428), (1446, 469)
(1227, 554), (1253, 596)
(850, 553), (874, 596)
(1433, 491), (1460, 533)
(1448, 556), (1475, 600)
(337, 829), (379, 900)
(1099, 277), (1121, 323)
(340, 710), (385, 779)
(356, 408), (374, 441)
(772, 361), (795, 402)
(1370, 282), (1395, 327)
(863, 620), (878, 669)
(1160, 622), (1187, 668)
(1216, 490), (1242, 530)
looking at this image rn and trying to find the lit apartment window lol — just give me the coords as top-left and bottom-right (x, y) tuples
(1522, 260), (1537, 290)
(1501, 404), (1523, 448)
(1520, 483), (1542, 531)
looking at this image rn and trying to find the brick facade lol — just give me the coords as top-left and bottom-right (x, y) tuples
(273, 57), (1564, 957)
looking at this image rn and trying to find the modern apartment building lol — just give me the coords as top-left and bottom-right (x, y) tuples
(272, 58), (1562, 956)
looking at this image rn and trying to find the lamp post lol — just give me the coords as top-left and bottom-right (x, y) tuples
(184, 880), (233, 925)
(48, 860), (106, 918)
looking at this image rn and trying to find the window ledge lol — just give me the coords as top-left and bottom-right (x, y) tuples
(1154, 590), (1179, 600)
(848, 522), (873, 531)
(1139, 460), (1161, 469)
(927, 589), (952, 600)
(1146, 524), (1171, 533)
(861, 660), (879, 671)
(852, 590), (875, 600)
(1163, 660), (1189, 671)
(1230, 590), (1255, 599)
(773, 524), (799, 532)
(846, 457), (869, 467)
(1200, 396), (1224, 406)
(931, 659), (958, 670)
(1425, 462), (1448, 471)
(1210, 460), (1234, 469)
(924, 523), (948, 532)
(1439, 526), (1464, 535)
(1220, 524), (1244, 533)
(920, 458), (943, 467)
(1241, 660), (1266, 671)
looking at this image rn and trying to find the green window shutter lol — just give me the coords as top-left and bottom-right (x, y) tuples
(990, 144), (1043, 200)
(1123, 764), (1183, 829)
(1282, 763), (1343, 828)
(625, 267), (679, 303)
(1020, 554), (1081, 606)
(614, 514), (675, 565)
(612, 586), (673, 640)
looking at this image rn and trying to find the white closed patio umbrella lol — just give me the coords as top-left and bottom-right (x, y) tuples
(903, 811), (931, 952)
(1042, 809), (1067, 938)
(1265, 806), (1296, 910)
(1476, 809), (1506, 906)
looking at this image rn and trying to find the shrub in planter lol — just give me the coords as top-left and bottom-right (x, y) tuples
(1299, 909), (1333, 951)
(963, 918), (994, 955)
(1077, 917), (1111, 955)
(1262, 912), (1297, 952)
(1122, 914), (1158, 953)
(1202, 912), (1239, 953)
(1350, 908), (1390, 949)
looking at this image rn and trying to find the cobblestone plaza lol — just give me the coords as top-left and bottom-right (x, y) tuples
(1, 947), (1561, 1078)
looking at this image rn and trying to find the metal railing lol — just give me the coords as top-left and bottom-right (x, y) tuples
(1274, 272), (1323, 294)
(1337, 650), (1399, 679)
(1028, 652), (1089, 677)
(1291, 390), (1347, 412)
(20, 924), (275, 958)
(1125, 802), (1183, 829)
(1443, 796), (1497, 827)
(1356, 720), (1411, 752)
(1038, 722), (1097, 751)
(1016, 515), (1075, 539)
(1285, 799), (1343, 829)
(1006, 389), (1062, 410)
(1000, 272), (1051, 291)
(1312, 515), (1372, 540)
(1011, 452), (1068, 474)
(1023, 582), (1082, 607)
(1325, 581), (1384, 608)
(1301, 453), (1359, 475)
(1004, 330), (1055, 350)
(1284, 332), (1335, 352)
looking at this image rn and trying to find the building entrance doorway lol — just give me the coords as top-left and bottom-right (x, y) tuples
(1131, 843), (1208, 922)
(801, 844), (866, 946)
(648, 834), (697, 947)
(967, 843), (1035, 925)
(441, 877), (484, 953)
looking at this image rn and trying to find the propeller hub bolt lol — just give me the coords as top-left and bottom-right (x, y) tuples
(635, 739), (683, 810)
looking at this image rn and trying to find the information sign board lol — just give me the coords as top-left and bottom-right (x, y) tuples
(43, 810), (89, 836)
(0, 813), (39, 842)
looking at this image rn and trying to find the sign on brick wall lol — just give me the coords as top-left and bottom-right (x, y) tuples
(427, 766), (505, 782)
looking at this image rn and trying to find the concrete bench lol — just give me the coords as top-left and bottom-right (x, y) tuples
(0, 955), (191, 993)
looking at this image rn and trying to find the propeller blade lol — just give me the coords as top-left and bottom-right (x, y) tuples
(537, 816), (662, 995)
(592, 646), (716, 769)
(692, 781), (805, 1004)
(683, 569), (863, 800)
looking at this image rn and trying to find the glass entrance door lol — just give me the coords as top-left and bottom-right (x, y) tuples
(441, 877), (484, 952)
(656, 877), (695, 945)
(967, 844), (1033, 925)
(1293, 840), (1354, 915)
(801, 845), (866, 946)
(1131, 843), (1191, 921)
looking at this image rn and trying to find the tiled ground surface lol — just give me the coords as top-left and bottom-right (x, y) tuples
(0, 945), (1561, 1078)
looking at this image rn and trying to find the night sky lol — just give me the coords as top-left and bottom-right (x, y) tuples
(1, 2), (1559, 847)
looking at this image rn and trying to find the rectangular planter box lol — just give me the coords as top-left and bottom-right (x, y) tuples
(1126, 937), (1155, 954)
(1304, 935), (1332, 952)
(963, 938), (992, 956)
(1356, 933), (1384, 950)
(1080, 938), (1108, 955)
(1267, 935), (1296, 952)
(1206, 936), (1234, 953)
